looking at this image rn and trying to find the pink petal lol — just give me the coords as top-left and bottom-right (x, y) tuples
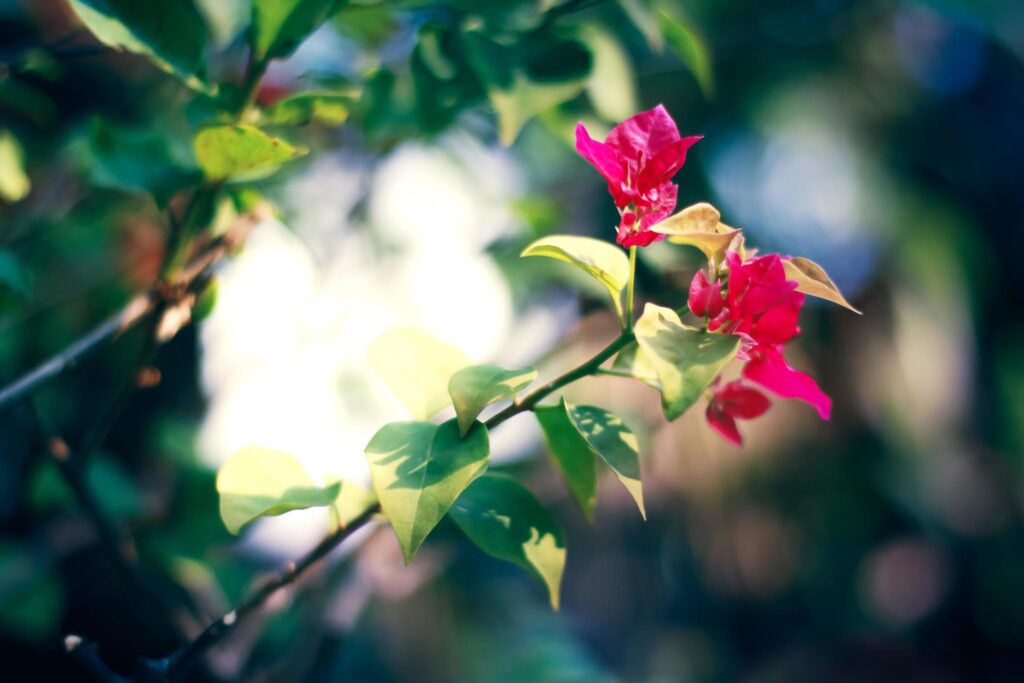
(715, 381), (772, 419)
(706, 402), (743, 445)
(637, 135), (701, 189)
(750, 291), (803, 345)
(742, 346), (831, 420)
(606, 104), (681, 163)
(638, 182), (678, 229)
(575, 122), (625, 187)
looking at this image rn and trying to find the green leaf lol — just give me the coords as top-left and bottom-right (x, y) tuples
(258, 92), (352, 126)
(364, 419), (490, 563)
(0, 542), (63, 643)
(368, 327), (471, 421)
(448, 364), (537, 436)
(68, 0), (209, 91)
(534, 400), (596, 519)
(194, 125), (305, 182)
(521, 235), (630, 321)
(216, 446), (340, 535)
(650, 202), (739, 264)
(449, 474), (566, 609)
(656, 2), (713, 97)
(489, 72), (586, 146)
(783, 257), (862, 314)
(0, 249), (31, 300)
(612, 343), (660, 389)
(564, 404), (645, 519)
(325, 478), (378, 531)
(633, 303), (740, 420)
(29, 456), (143, 519)
(0, 130), (30, 203)
(581, 25), (637, 123)
(252, 0), (339, 63)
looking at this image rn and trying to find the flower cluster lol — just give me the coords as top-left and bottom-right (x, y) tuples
(690, 253), (831, 445)
(576, 105), (701, 247)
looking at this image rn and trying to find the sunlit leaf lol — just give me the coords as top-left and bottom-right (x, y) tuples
(194, 125), (305, 181)
(258, 92), (352, 126)
(522, 235), (630, 321)
(489, 72), (586, 146)
(368, 327), (471, 421)
(656, 2), (713, 97)
(68, 0), (209, 91)
(651, 202), (738, 264)
(449, 364), (537, 436)
(449, 474), (566, 609)
(216, 446), (340, 535)
(612, 343), (661, 389)
(565, 404), (645, 518)
(364, 419), (489, 563)
(252, 0), (339, 63)
(535, 401), (596, 519)
(0, 130), (30, 203)
(325, 477), (378, 531)
(581, 25), (637, 123)
(783, 256), (862, 314)
(634, 303), (740, 420)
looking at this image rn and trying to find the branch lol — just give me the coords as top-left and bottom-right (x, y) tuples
(165, 503), (381, 680)
(65, 635), (129, 683)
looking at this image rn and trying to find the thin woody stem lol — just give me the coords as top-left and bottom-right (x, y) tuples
(625, 245), (638, 330)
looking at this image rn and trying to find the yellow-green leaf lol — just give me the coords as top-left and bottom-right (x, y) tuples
(364, 419), (489, 563)
(325, 478), (378, 531)
(634, 303), (739, 420)
(489, 73), (586, 146)
(0, 130), (29, 203)
(449, 364), (537, 436)
(449, 474), (566, 609)
(522, 235), (630, 321)
(258, 92), (352, 126)
(216, 446), (340, 535)
(194, 125), (305, 182)
(783, 256), (862, 314)
(368, 327), (471, 421)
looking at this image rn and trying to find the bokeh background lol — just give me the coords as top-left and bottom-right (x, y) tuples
(2, 0), (1024, 680)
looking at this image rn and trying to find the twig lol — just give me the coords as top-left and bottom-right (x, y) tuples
(165, 504), (381, 680)
(65, 635), (130, 683)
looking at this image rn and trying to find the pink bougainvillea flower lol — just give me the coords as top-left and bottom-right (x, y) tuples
(576, 105), (702, 248)
(705, 380), (772, 445)
(688, 269), (724, 319)
(709, 252), (803, 348)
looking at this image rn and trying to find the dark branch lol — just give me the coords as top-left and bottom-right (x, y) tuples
(65, 635), (130, 683)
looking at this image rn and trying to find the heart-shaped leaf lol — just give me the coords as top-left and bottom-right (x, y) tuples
(449, 364), (537, 436)
(368, 327), (471, 421)
(324, 477), (378, 531)
(216, 446), (340, 535)
(783, 257), (861, 314)
(194, 125), (305, 181)
(634, 303), (740, 420)
(522, 235), (630, 321)
(364, 418), (489, 563)
(449, 474), (566, 609)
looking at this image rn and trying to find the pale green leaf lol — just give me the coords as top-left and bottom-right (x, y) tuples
(194, 125), (305, 181)
(634, 303), (740, 420)
(365, 419), (489, 563)
(612, 343), (661, 389)
(450, 474), (566, 609)
(534, 400), (596, 519)
(581, 25), (638, 123)
(325, 478), (378, 531)
(252, 0), (339, 63)
(368, 327), (471, 421)
(0, 130), (29, 203)
(258, 92), (352, 126)
(69, 0), (209, 91)
(783, 256), (862, 314)
(522, 234), (630, 321)
(216, 446), (340, 535)
(448, 364), (537, 436)
(489, 72), (586, 146)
